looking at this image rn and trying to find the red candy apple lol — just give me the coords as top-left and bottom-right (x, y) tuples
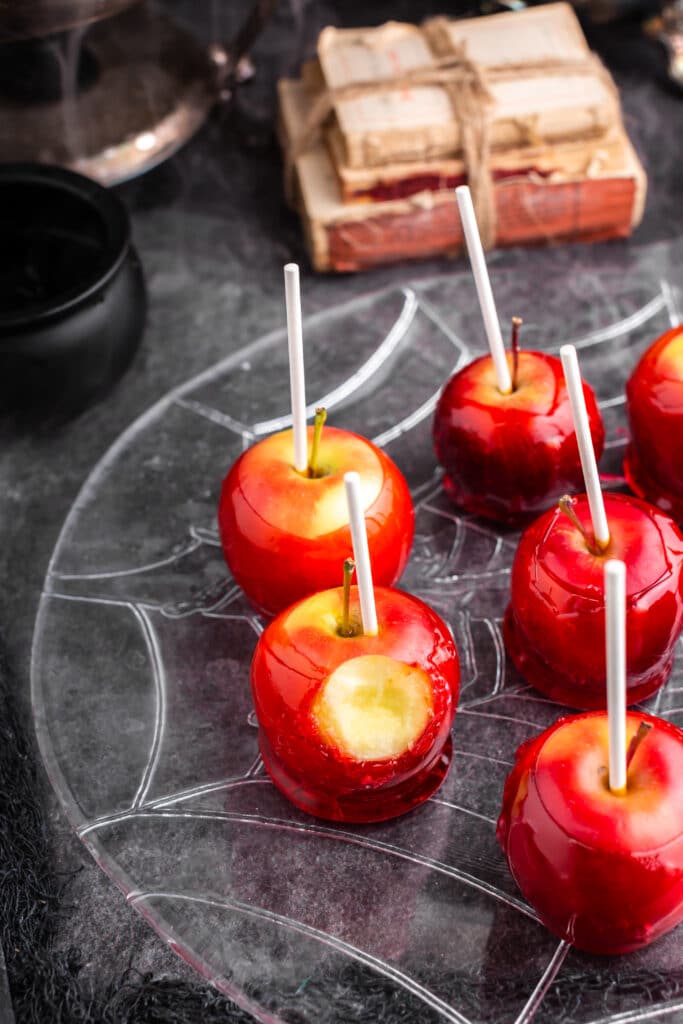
(625, 325), (683, 524)
(433, 350), (605, 525)
(218, 420), (414, 615)
(504, 492), (683, 708)
(250, 583), (460, 822)
(497, 710), (683, 954)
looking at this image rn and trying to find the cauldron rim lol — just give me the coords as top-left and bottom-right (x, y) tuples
(0, 161), (130, 334)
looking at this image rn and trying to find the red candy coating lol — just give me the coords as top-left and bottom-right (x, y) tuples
(497, 711), (683, 954)
(504, 493), (683, 708)
(218, 425), (414, 616)
(250, 585), (460, 822)
(625, 326), (683, 524)
(433, 351), (605, 525)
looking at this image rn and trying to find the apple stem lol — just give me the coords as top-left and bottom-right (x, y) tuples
(340, 557), (356, 637)
(625, 721), (653, 773)
(307, 407), (327, 478)
(558, 495), (604, 556)
(510, 317), (523, 392)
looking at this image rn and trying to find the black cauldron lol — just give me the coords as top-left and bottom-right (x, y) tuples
(0, 163), (146, 417)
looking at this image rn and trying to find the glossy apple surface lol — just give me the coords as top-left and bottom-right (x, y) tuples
(497, 711), (683, 953)
(251, 585), (460, 822)
(504, 493), (683, 708)
(218, 425), (414, 615)
(625, 326), (683, 523)
(433, 351), (605, 525)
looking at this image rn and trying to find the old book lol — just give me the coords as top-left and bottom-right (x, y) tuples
(278, 78), (646, 273)
(327, 122), (637, 205)
(317, 4), (620, 169)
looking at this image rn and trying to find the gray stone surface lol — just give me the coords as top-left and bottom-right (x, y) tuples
(2, 0), (683, 1017)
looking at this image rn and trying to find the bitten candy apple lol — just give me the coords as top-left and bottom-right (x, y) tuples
(218, 424), (414, 616)
(497, 711), (683, 954)
(432, 350), (605, 525)
(504, 493), (683, 708)
(250, 585), (460, 822)
(625, 325), (683, 524)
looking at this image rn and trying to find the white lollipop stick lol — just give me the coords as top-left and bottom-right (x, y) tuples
(605, 560), (627, 794)
(560, 344), (610, 549)
(455, 186), (512, 395)
(343, 472), (378, 636)
(284, 263), (308, 472)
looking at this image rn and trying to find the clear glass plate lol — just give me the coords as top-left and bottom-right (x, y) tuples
(32, 251), (683, 1024)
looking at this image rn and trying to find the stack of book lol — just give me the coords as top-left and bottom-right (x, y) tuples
(277, 3), (646, 272)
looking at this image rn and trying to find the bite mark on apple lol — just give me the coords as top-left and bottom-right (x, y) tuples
(312, 655), (433, 761)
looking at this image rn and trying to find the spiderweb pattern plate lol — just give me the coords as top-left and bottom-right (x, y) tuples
(33, 252), (683, 1024)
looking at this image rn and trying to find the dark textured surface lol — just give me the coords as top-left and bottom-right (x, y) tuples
(1, 0), (683, 1021)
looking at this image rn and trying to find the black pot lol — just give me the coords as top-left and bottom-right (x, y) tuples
(0, 162), (146, 418)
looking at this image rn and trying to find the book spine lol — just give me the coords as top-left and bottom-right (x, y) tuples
(318, 176), (637, 272)
(340, 165), (555, 204)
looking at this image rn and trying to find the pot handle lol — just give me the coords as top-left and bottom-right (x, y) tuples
(209, 0), (280, 97)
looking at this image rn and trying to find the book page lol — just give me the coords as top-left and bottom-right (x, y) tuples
(336, 87), (453, 136)
(334, 73), (612, 141)
(490, 72), (610, 117)
(319, 23), (434, 89)
(447, 4), (589, 66)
